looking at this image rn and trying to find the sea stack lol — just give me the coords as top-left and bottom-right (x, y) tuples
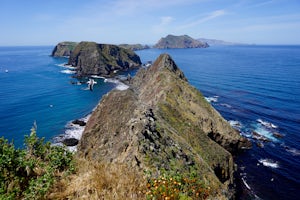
(73, 53), (250, 199)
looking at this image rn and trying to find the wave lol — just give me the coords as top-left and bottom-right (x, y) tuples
(242, 177), (251, 190)
(56, 63), (75, 69)
(253, 124), (279, 142)
(53, 114), (91, 152)
(257, 118), (278, 129)
(204, 96), (219, 103)
(282, 145), (300, 156)
(220, 103), (232, 108)
(60, 69), (76, 74)
(90, 75), (105, 79)
(258, 158), (279, 168)
(229, 120), (242, 129)
(104, 78), (129, 91)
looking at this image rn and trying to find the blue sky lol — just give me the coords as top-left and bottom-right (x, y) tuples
(1, 0), (299, 45)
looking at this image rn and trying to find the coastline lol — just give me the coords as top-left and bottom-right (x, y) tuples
(52, 75), (131, 152)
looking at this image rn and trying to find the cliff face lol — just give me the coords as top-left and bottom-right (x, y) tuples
(68, 41), (141, 77)
(154, 35), (209, 49)
(77, 54), (250, 198)
(51, 41), (78, 57)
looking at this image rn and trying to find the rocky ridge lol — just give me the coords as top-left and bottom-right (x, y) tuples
(77, 53), (251, 198)
(154, 35), (209, 49)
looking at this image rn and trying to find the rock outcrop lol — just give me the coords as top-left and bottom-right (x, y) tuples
(68, 41), (141, 77)
(77, 53), (250, 198)
(154, 34), (209, 49)
(51, 41), (78, 57)
(118, 44), (150, 51)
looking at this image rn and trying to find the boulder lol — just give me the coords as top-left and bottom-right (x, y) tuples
(62, 138), (79, 146)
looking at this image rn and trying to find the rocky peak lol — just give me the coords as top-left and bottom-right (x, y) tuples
(150, 54), (187, 81)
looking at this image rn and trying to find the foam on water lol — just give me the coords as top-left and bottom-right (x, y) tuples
(104, 78), (129, 91)
(229, 120), (242, 129)
(220, 103), (232, 108)
(90, 75), (105, 79)
(258, 159), (279, 168)
(257, 119), (278, 129)
(253, 124), (278, 142)
(54, 114), (91, 152)
(282, 145), (300, 156)
(56, 63), (75, 69)
(204, 96), (219, 103)
(61, 69), (76, 74)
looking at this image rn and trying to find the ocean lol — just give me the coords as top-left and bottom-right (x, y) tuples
(0, 45), (299, 199)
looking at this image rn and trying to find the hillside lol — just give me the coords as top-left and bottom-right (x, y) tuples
(154, 35), (209, 49)
(68, 41), (141, 77)
(51, 53), (251, 199)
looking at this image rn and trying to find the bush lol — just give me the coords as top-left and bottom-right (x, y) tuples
(0, 125), (74, 199)
(146, 172), (210, 200)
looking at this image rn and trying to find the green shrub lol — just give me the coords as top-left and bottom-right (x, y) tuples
(0, 125), (75, 199)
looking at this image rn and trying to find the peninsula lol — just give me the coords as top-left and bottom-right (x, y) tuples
(53, 53), (251, 199)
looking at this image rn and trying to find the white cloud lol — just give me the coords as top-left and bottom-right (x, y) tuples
(152, 16), (175, 34)
(178, 9), (227, 29)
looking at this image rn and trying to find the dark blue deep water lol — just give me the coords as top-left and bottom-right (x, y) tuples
(0, 45), (299, 199)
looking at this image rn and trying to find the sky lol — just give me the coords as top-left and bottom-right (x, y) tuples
(0, 0), (300, 46)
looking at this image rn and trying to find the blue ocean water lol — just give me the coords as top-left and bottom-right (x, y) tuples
(0, 45), (299, 199)
(0, 46), (115, 146)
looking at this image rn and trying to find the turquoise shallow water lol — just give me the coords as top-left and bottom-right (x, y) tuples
(0, 45), (299, 199)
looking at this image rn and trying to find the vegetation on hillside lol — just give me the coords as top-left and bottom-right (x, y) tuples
(0, 125), (74, 199)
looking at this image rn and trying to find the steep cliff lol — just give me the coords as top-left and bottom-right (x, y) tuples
(73, 54), (250, 199)
(51, 41), (77, 57)
(154, 35), (209, 49)
(68, 41), (142, 77)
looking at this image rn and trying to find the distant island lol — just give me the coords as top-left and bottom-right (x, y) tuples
(198, 38), (245, 46)
(118, 43), (150, 51)
(154, 34), (209, 49)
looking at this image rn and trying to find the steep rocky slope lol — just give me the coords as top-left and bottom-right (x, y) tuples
(74, 53), (250, 199)
(154, 35), (209, 49)
(51, 41), (78, 57)
(68, 41), (141, 77)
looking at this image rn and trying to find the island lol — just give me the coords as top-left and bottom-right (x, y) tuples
(154, 34), (209, 49)
(118, 43), (150, 51)
(66, 41), (141, 77)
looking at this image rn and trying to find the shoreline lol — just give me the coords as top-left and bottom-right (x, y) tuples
(52, 74), (132, 152)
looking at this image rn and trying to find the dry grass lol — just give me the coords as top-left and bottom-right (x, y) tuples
(48, 158), (146, 200)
